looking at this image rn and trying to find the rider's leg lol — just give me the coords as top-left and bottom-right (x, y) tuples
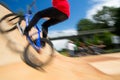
(24, 7), (68, 35)
(42, 19), (60, 38)
(24, 7), (58, 34)
(41, 11), (68, 38)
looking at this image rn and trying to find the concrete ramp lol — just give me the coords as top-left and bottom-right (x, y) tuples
(0, 4), (27, 65)
(0, 4), (120, 80)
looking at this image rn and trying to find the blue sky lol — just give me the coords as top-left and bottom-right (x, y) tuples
(0, 0), (120, 33)
(0, 0), (91, 31)
(1, 0), (120, 50)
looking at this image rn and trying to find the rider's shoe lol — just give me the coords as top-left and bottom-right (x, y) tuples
(42, 28), (48, 39)
(41, 41), (46, 48)
(23, 27), (29, 35)
(34, 39), (46, 48)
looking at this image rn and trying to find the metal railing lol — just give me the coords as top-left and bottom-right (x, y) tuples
(50, 28), (115, 40)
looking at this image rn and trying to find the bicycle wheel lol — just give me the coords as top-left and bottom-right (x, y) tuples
(21, 38), (54, 70)
(0, 13), (23, 33)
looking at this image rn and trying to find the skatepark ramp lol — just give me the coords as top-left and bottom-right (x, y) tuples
(0, 4), (120, 80)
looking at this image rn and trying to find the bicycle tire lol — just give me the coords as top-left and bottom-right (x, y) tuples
(21, 38), (54, 70)
(0, 13), (23, 33)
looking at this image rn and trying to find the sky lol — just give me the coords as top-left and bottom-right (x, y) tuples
(1, 0), (120, 50)
(1, 0), (120, 34)
(0, 0), (90, 31)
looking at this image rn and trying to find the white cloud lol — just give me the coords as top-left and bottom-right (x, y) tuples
(48, 29), (77, 38)
(52, 39), (69, 51)
(48, 29), (77, 51)
(86, 0), (120, 19)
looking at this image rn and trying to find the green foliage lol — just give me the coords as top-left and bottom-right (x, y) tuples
(113, 8), (120, 36)
(77, 19), (95, 31)
(68, 38), (81, 47)
(85, 32), (112, 46)
(93, 6), (117, 24)
(77, 6), (120, 32)
(84, 35), (102, 45)
(93, 6), (120, 35)
(98, 32), (112, 45)
(59, 49), (69, 56)
(76, 6), (120, 49)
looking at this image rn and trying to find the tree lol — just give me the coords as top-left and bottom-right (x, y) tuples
(113, 8), (120, 36)
(77, 6), (119, 31)
(76, 6), (119, 49)
(77, 19), (95, 31)
(93, 6), (118, 28)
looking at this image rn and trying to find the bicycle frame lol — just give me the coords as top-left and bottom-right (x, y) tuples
(24, 12), (42, 51)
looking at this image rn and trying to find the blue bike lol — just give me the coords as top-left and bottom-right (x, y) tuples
(0, 4), (54, 70)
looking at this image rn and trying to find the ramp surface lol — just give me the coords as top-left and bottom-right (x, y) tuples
(0, 4), (120, 80)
